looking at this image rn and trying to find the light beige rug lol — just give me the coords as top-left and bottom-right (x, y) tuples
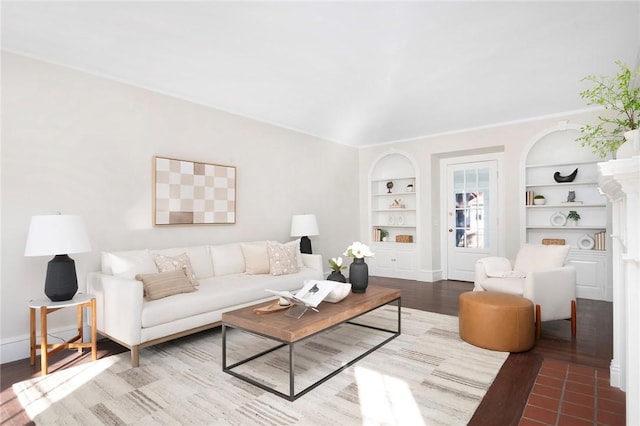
(13, 306), (508, 425)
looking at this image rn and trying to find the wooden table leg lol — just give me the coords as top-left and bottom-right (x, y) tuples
(77, 303), (84, 354)
(90, 298), (97, 360)
(29, 308), (36, 366)
(40, 306), (48, 376)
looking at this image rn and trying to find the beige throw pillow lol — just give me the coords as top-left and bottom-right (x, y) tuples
(151, 252), (199, 286)
(267, 241), (299, 276)
(240, 243), (270, 274)
(135, 270), (196, 301)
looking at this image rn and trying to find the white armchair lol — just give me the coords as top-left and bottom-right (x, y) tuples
(474, 244), (576, 339)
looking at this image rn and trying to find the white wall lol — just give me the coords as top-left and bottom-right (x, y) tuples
(358, 110), (605, 279)
(0, 52), (360, 362)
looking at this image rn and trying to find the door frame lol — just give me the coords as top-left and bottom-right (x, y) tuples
(439, 152), (505, 280)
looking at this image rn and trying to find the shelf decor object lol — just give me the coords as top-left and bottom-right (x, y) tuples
(550, 211), (567, 226)
(24, 214), (92, 301)
(577, 234), (595, 250)
(290, 214), (319, 254)
(154, 156), (236, 225)
(554, 168), (578, 183)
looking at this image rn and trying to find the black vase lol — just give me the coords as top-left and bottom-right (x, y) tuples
(327, 270), (347, 283)
(349, 258), (368, 293)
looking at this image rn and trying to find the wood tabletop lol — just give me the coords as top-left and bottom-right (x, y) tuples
(222, 285), (400, 343)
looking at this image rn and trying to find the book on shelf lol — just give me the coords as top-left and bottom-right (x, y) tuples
(526, 191), (534, 205)
(593, 231), (606, 250)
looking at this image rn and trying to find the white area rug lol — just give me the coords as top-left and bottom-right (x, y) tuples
(14, 306), (508, 425)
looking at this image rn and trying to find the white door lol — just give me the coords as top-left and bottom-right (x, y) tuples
(445, 159), (499, 281)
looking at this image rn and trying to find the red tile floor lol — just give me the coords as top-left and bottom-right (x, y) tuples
(519, 359), (626, 426)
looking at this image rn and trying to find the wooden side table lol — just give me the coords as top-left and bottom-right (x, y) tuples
(29, 293), (97, 376)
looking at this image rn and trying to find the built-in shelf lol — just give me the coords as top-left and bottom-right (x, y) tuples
(522, 123), (611, 301)
(369, 151), (419, 280)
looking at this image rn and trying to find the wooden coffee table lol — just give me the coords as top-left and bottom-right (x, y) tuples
(221, 285), (401, 401)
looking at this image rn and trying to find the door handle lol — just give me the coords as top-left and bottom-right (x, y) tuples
(448, 228), (453, 232)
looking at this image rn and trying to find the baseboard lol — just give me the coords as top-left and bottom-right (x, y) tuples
(0, 323), (93, 365)
(609, 359), (623, 390)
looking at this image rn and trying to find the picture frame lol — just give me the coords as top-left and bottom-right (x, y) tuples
(153, 156), (236, 225)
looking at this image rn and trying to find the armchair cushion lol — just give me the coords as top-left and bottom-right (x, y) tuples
(513, 243), (570, 273)
(478, 257), (513, 277)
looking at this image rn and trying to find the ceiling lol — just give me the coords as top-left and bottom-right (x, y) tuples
(2, 1), (639, 147)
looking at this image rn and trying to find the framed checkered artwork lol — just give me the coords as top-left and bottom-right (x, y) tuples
(153, 156), (236, 225)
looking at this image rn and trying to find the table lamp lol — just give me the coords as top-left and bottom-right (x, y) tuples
(290, 214), (319, 254)
(24, 214), (91, 301)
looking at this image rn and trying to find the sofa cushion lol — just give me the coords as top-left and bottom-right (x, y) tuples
(152, 246), (213, 278)
(240, 242), (270, 275)
(209, 243), (245, 276)
(140, 267), (322, 328)
(103, 249), (158, 279)
(135, 270), (196, 301)
(513, 244), (570, 273)
(267, 241), (299, 276)
(151, 252), (199, 286)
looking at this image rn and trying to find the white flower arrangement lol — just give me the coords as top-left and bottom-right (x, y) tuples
(328, 257), (347, 272)
(343, 242), (375, 259)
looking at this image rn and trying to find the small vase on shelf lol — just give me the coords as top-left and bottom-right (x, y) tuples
(349, 258), (369, 293)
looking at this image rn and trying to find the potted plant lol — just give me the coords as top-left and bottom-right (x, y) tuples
(380, 229), (389, 242)
(533, 194), (546, 205)
(567, 210), (581, 226)
(327, 257), (347, 282)
(578, 61), (640, 158)
(343, 242), (375, 293)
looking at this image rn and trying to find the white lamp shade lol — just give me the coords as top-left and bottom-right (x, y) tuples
(25, 215), (91, 256)
(290, 214), (319, 237)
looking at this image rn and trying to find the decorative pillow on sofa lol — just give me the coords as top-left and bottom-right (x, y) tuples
(106, 250), (158, 279)
(267, 241), (299, 276)
(240, 242), (270, 275)
(284, 239), (305, 269)
(135, 270), (196, 301)
(151, 252), (199, 286)
(209, 243), (246, 276)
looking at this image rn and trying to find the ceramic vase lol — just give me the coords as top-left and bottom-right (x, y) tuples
(349, 258), (369, 293)
(327, 270), (347, 283)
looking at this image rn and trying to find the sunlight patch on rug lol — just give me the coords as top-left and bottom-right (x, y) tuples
(13, 307), (508, 425)
(356, 366), (425, 426)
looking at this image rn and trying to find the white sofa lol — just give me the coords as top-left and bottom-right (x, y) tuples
(87, 240), (323, 366)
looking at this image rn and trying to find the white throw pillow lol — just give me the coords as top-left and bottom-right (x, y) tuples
(513, 244), (570, 273)
(284, 239), (305, 269)
(240, 242), (270, 275)
(209, 243), (245, 276)
(107, 250), (158, 279)
(267, 241), (299, 276)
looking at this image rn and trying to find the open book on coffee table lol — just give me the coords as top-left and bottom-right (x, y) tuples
(266, 280), (337, 316)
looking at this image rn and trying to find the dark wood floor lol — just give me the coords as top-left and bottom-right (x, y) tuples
(1, 278), (613, 425)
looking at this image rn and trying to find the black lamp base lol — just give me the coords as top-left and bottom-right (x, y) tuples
(44, 254), (78, 301)
(299, 236), (312, 254)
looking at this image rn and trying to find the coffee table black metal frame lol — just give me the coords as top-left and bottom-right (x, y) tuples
(222, 297), (401, 401)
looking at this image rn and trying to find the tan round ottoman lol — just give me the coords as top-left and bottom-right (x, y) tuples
(459, 291), (535, 352)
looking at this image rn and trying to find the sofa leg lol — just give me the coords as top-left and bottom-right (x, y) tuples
(535, 304), (541, 340)
(131, 346), (140, 367)
(571, 300), (577, 337)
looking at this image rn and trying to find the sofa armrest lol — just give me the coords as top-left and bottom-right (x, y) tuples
(87, 272), (144, 346)
(301, 253), (323, 272)
(523, 266), (576, 321)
